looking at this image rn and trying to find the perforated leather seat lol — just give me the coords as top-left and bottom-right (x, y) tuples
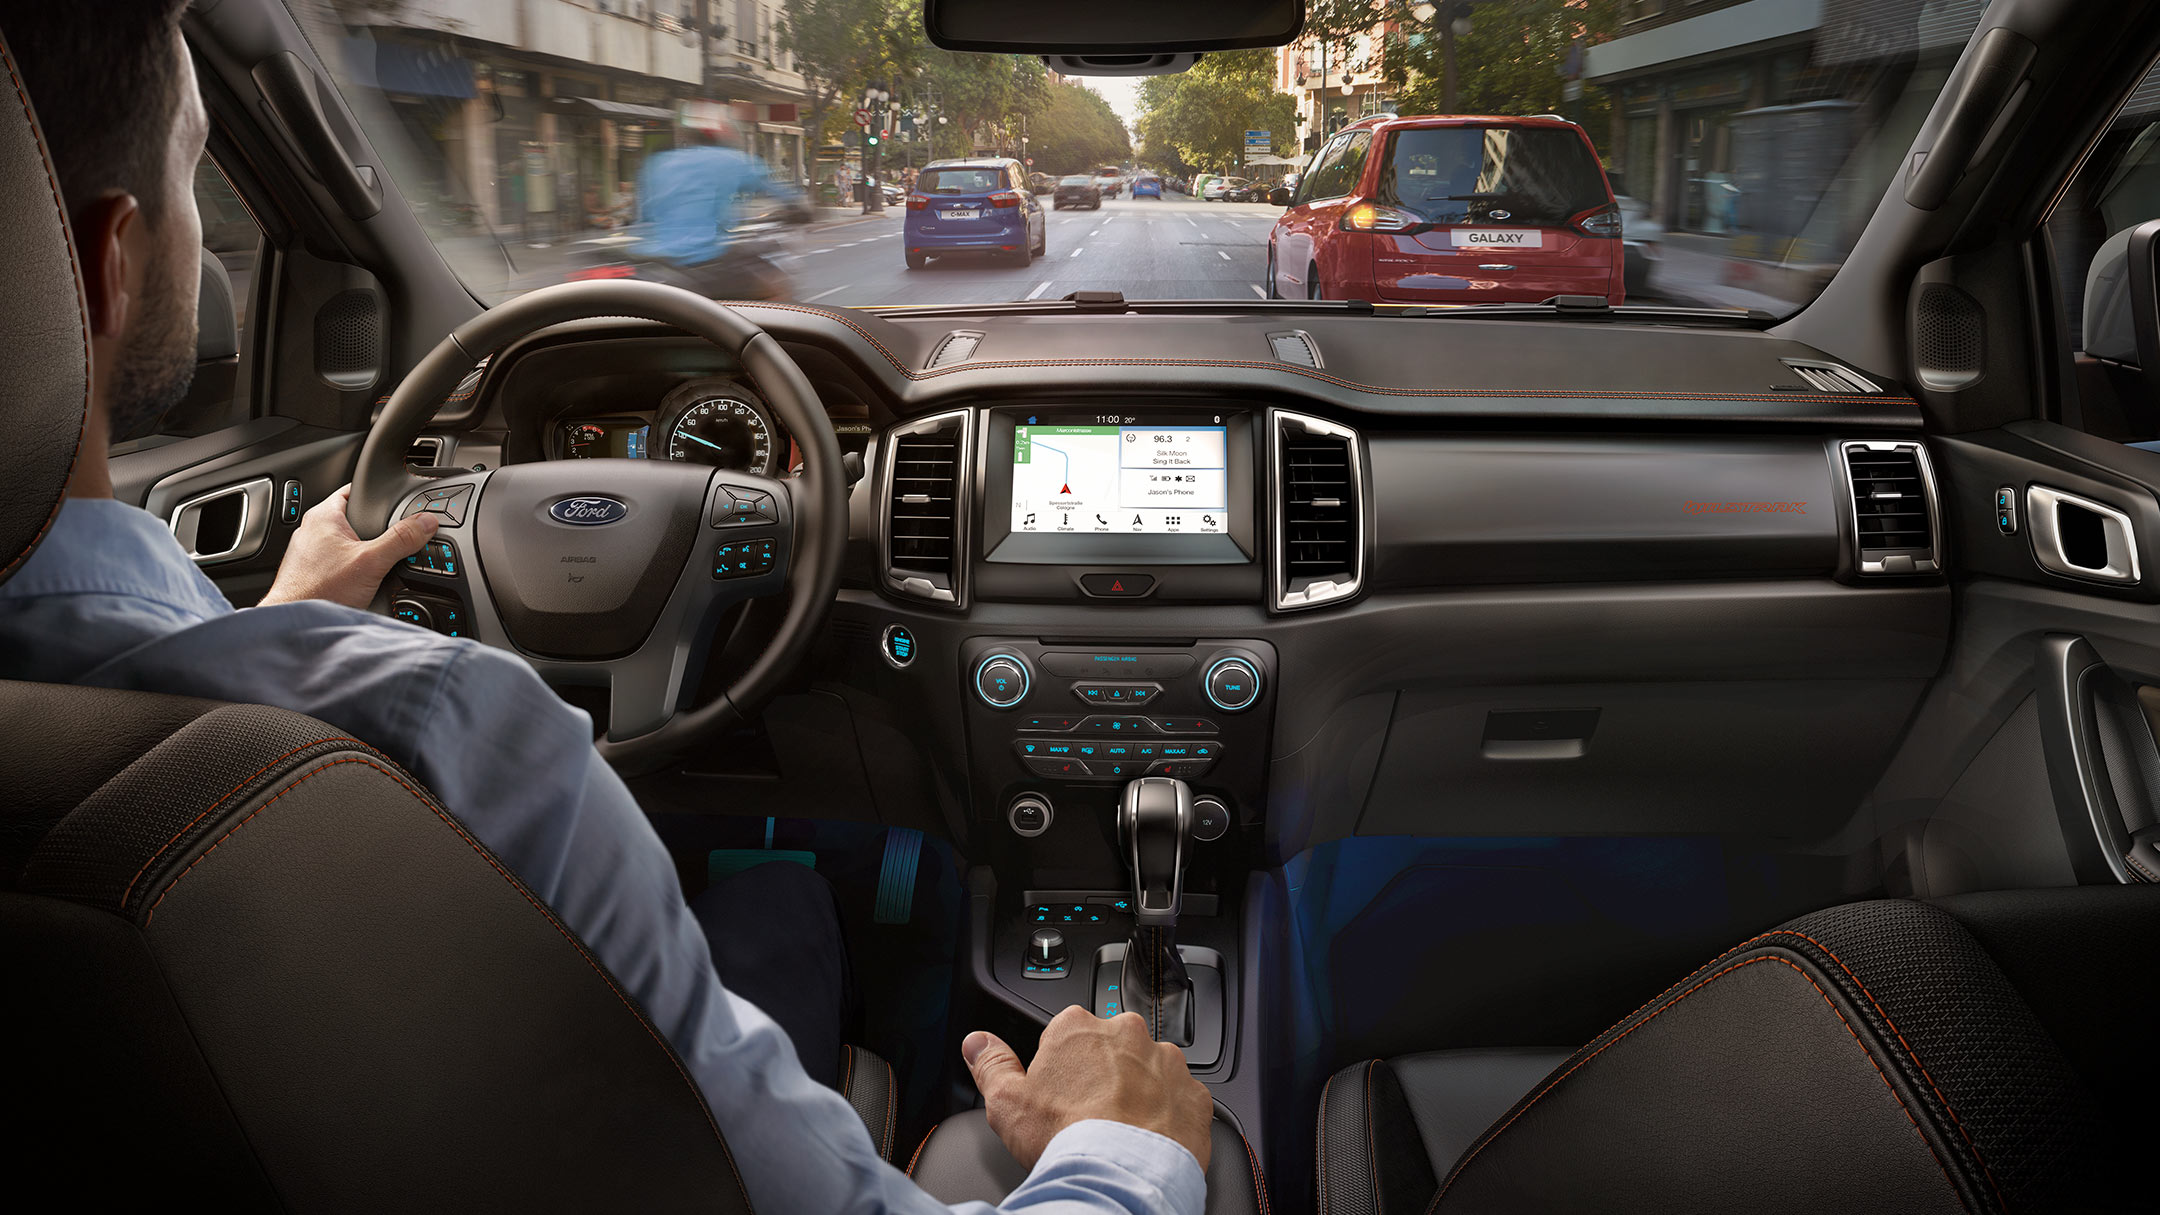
(1318, 890), (2160, 1214)
(0, 28), (893, 1208)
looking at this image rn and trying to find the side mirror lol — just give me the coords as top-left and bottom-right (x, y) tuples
(1268, 186), (1292, 207)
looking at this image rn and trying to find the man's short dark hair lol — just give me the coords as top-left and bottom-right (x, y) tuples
(3, 0), (193, 220)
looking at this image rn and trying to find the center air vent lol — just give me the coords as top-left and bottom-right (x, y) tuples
(1784, 359), (1881, 394)
(1841, 440), (1940, 575)
(883, 411), (971, 605)
(1272, 411), (1363, 610)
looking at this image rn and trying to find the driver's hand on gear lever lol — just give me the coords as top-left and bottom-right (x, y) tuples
(963, 1005), (1213, 1173)
(258, 486), (439, 611)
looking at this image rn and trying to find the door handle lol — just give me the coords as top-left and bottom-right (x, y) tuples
(168, 477), (273, 566)
(2026, 486), (2141, 584)
(2036, 634), (2160, 884)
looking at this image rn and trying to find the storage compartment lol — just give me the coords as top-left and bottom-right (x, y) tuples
(1355, 680), (1927, 838)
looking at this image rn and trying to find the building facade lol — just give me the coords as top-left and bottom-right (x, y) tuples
(1276, 25), (1397, 158)
(330, 0), (808, 242)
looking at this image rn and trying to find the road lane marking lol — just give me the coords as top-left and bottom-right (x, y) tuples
(1069, 247), (1083, 258)
(1091, 227), (1103, 236)
(802, 285), (852, 302)
(1250, 283), (1266, 297)
(1185, 217), (1200, 227)
(1218, 250), (1232, 260)
(1025, 280), (1052, 300)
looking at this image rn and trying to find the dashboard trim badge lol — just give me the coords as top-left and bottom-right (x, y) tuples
(548, 496), (631, 526)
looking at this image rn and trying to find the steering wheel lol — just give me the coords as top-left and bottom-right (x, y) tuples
(346, 280), (847, 768)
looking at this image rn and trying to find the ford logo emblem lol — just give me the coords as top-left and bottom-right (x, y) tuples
(550, 496), (629, 526)
(1489, 208), (1512, 220)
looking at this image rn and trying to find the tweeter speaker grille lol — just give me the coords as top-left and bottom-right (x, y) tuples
(1914, 282), (1983, 391)
(314, 289), (382, 388)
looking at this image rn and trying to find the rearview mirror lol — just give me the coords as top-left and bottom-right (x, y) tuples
(924, 0), (1303, 56)
(1268, 186), (1292, 207)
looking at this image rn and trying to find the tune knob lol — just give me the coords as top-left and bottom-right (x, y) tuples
(1029, 928), (1068, 969)
(975, 652), (1032, 709)
(1203, 656), (1261, 713)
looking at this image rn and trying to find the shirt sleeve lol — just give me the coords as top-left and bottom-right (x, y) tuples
(402, 647), (1202, 1215)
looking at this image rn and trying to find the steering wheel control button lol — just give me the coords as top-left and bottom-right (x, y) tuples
(390, 598), (433, 631)
(712, 484), (778, 528)
(974, 654), (1032, 708)
(1204, 657), (1262, 712)
(1072, 681), (1162, 705)
(713, 538), (777, 579)
(1076, 715), (1156, 734)
(1008, 794), (1054, 839)
(402, 538), (461, 577)
(1078, 573), (1156, 599)
(881, 624), (917, 668)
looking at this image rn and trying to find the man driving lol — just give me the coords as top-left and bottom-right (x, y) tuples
(0, 6), (1213, 1214)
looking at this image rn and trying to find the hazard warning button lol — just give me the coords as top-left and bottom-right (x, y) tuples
(1078, 573), (1156, 599)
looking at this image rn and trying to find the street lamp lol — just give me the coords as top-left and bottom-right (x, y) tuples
(1411, 2), (1436, 20)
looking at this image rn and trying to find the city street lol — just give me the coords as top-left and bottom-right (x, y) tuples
(783, 195), (1278, 306)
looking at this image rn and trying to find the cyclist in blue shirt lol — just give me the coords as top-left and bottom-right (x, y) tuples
(631, 118), (793, 266)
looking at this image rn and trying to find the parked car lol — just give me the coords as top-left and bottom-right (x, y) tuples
(904, 157), (1047, 268)
(1093, 165), (1124, 197)
(1202, 176), (1252, 201)
(1265, 113), (1624, 304)
(1190, 173), (1218, 200)
(1132, 174), (1163, 199)
(1615, 193), (1662, 298)
(1052, 174), (1101, 210)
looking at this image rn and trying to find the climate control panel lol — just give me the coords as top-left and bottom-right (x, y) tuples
(959, 637), (1276, 830)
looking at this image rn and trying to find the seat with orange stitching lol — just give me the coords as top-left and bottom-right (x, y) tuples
(1316, 892), (2159, 1215)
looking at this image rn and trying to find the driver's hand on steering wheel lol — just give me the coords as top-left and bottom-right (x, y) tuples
(258, 485), (439, 611)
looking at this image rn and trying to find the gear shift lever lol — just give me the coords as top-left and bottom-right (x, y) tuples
(1117, 776), (1195, 1045)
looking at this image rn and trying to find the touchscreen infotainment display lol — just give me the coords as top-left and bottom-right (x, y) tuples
(1009, 420), (1229, 535)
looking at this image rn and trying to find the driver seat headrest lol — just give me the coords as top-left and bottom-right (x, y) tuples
(0, 27), (93, 588)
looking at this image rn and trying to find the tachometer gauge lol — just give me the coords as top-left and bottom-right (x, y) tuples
(563, 423), (608, 458)
(667, 396), (773, 471)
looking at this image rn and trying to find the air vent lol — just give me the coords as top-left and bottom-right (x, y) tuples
(1841, 440), (1941, 575)
(882, 411), (970, 605)
(407, 436), (450, 468)
(1272, 411), (1363, 610)
(927, 331), (984, 368)
(1267, 330), (1322, 368)
(1784, 359), (1880, 394)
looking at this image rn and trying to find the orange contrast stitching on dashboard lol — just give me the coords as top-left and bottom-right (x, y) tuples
(1426, 955), (1964, 1212)
(144, 754), (755, 1210)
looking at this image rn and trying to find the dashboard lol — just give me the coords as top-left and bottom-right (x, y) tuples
(553, 378), (786, 473)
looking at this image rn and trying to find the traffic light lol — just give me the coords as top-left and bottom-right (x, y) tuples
(866, 133), (880, 146)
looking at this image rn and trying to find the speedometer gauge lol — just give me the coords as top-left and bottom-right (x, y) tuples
(667, 396), (774, 471)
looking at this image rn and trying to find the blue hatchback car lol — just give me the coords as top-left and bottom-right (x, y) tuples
(904, 158), (1046, 268)
(1132, 174), (1163, 199)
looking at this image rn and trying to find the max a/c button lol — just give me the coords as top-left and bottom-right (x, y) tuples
(1079, 573), (1154, 598)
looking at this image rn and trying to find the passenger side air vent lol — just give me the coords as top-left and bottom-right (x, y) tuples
(1841, 440), (1941, 575)
(1272, 411), (1363, 610)
(1784, 359), (1881, 394)
(927, 330), (984, 368)
(1267, 330), (1322, 368)
(882, 411), (971, 605)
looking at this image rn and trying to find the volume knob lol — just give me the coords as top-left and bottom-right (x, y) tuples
(975, 653), (1032, 709)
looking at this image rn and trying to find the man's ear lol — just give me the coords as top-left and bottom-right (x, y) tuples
(74, 193), (141, 339)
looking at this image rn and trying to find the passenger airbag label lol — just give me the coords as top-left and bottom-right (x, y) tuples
(1684, 501), (1808, 514)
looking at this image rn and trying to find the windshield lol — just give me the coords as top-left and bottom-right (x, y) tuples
(297, 0), (1979, 316)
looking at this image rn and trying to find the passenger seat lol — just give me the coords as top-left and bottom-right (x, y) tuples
(1321, 889), (2158, 1213)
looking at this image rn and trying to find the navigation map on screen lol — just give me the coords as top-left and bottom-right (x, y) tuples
(1009, 423), (1229, 534)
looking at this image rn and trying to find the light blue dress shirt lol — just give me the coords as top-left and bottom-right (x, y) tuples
(631, 144), (788, 265)
(0, 497), (1204, 1215)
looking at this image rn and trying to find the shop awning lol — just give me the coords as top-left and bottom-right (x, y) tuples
(551, 96), (677, 122)
(342, 37), (474, 100)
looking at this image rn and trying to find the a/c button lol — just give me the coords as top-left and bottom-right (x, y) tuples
(1079, 573), (1154, 598)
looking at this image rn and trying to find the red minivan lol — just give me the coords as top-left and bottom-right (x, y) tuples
(1267, 113), (1625, 305)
